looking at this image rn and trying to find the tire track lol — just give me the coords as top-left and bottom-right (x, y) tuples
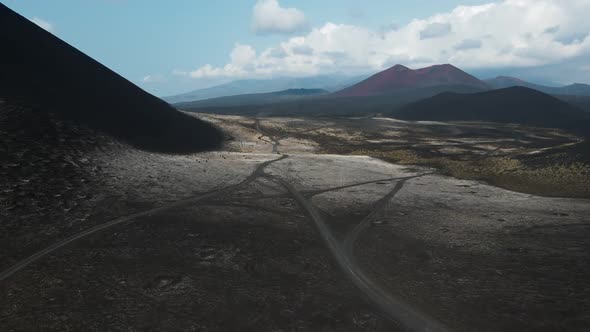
(277, 174), (447, 332)
(343, 172), (433, 258)
(0, 154), (286, 283)
(233, 174), (423, 201)
(255, 118), (281, 154)
(306, 174), (425, 197)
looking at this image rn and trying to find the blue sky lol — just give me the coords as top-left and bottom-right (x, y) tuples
(4, 0), (590, 96)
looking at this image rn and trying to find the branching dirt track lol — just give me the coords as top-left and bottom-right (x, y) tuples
(343, 173), (434, 258)
(1, 116), (448, 332)
(0, 154), (287, 282)
(253, 118), (448, 332)
(21, 116), (587, 332)
(278, 175), (448, 332)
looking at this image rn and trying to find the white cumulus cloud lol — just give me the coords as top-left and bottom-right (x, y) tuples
(252, 0), (307, 35)
(189, 43), (257, 79)
(31, 17), (54, 33)
(182, 0), (590, 81)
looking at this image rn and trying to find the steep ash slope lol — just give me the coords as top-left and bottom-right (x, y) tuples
(0, 3), (223, 152)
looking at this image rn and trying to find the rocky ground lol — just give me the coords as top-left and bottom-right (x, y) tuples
(1, 110), (589, 331)
(213, 115), (589, 198)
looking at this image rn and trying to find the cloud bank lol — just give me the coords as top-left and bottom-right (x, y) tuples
(183, 0), (590, 81)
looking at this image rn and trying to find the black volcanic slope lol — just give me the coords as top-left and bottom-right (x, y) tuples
(394, 87), (590, 134)
(0, 4), (223, 152)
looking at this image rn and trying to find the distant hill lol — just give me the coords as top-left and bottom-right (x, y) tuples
(485, 76), (590, 96)
(394, 87), (590, 134)
(163, 75), (366, 104)
(179, 84), (495, 117)
(554, 95), (590, 113)
(483, 76), (554, 91)
(273, 89), (328, 96)
(0, 3), (223, 152)
(176, 89), (328, 108)
(177, 64), (491, 116)
(557, 83), (590, 96)
(334, 64), (489, 97)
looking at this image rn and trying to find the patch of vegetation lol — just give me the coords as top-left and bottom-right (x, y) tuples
(234, 116), (590, 199)
(349, 147), (590, 199)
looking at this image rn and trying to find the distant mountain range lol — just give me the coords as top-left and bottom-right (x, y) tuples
(0, 3), (222, 152)
(394, 87), (589, 134)
(176, 64), (492, 111)
(484, 76), (590, 96)
(170, 61), (590, 134)
(171, 64), (590, 109)
(334, 64), (489, 97)
(175, 88), (328, 108)
(163, 75), (366, 104)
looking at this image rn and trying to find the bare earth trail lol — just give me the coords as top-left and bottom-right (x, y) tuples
(0, 154), (288, 283)
(1, 117), (447, 331)
(253, 118), (448, 331)
(277, 176), (448, 332)
(0, 152), (440, 330)
(255, 118), (280, 154)
(342, 173), (434, 258)
(211, 116), (590, 331)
